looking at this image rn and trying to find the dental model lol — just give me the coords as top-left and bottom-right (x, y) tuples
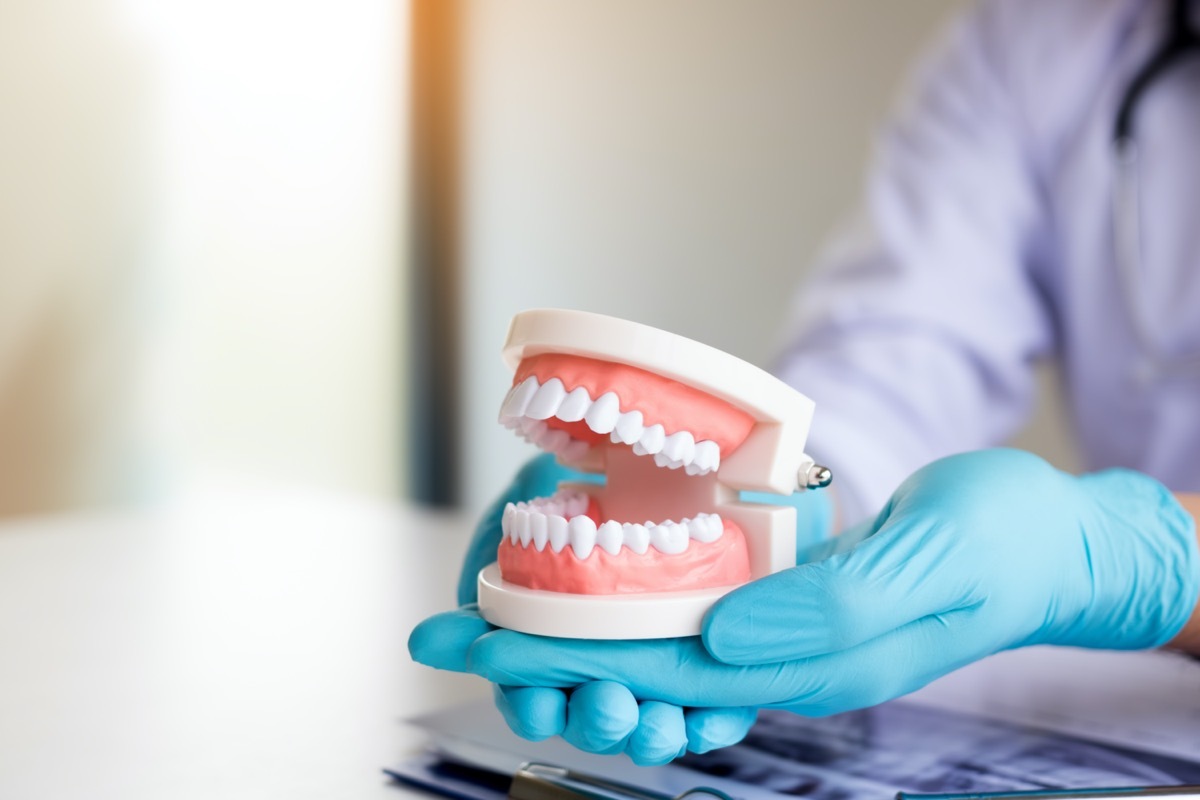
(477, 309), (831, 639)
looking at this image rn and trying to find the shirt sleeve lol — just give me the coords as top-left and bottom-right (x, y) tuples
(774, 2), (1056, 527)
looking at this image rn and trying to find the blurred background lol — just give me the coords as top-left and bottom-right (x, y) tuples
(0, 0), (1079, 522)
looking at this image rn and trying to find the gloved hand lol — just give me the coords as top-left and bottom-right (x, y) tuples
(410, 605), (761, 765)
(419, 458), (833, 764)
(413, 449), (1199, 759)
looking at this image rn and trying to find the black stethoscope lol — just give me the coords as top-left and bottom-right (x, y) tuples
(1111, 0), (1200, 380)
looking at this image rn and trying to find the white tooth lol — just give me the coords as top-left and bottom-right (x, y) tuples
(661, 431), (695, 464)
(681, 515), (699, 540)
(501, 376), (539, 419)
(584, 392), (621, 434)
(615, 410), (644, 445)
(671, 521), (691, 551)
(561, 440), (590, 463)
(500, 415), (521, 430)
(632, 442), (649, 456)
(710, 514), (725, 538)
(526, 378), (566, 420)
(557, 387), (592, 422)
(610, 429), (624, 444)
(499, 385), (517, 414)
(530, 513), (549, 551)
(548, 515), (569, 553)
(652, 454), (685, 470)
(597, 520), (623, 555)
(638, 424), (665, 455)
(685, 463), (704, 476)
(622, 523), (650, 555)
(506, 507), (519, 544)
(709, 514), (726, 540)
(650, 521), (688, 555)
(693, 441), (720, 471)
(502, 503), (516, 542)
(513, 508), (531, 546)
(689, 513), (724, 544)
(568, 515), (597, 559)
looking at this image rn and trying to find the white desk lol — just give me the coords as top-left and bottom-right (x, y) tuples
(0, 486), (491, 799)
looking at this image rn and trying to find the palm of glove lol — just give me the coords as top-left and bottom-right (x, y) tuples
(412, 449), (1197, 762)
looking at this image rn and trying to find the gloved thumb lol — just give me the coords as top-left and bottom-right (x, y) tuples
(702, 515), (964, 666)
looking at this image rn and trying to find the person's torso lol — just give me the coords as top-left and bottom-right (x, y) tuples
(1015, 0), (1200, 490)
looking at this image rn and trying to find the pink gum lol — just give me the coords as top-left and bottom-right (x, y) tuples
(514, 354), (754, 454)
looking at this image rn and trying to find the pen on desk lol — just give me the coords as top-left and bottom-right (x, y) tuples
(898, 787), (1200, 800)
(509, 763), (733, 800)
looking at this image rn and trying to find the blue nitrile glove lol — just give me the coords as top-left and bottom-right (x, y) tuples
(409, 605), (762, 764)
(414, 488), (833, 764)
(457, 453), (603, 605)
(414, 449), (1198, 758)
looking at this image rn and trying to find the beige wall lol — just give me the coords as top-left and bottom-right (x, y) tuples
(0, 2), (144, 516)
(457, 0), (1080, 513)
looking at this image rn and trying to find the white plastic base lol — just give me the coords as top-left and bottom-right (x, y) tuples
(476, 563), (738, 640)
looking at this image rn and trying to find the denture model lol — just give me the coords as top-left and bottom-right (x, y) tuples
(477, 309), (831, 639)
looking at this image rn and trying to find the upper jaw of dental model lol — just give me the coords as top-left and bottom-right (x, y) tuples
(497, 354), (754, 476)
(495, 352), (758, 596)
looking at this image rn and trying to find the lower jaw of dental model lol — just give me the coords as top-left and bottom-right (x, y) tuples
(496, 352), (756, 595)
(498, 490), (751, 594)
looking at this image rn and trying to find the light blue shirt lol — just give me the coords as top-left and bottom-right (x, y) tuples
(774, 0), (1200, 525)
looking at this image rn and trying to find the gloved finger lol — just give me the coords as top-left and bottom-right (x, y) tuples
(457, 492), (511, 606)
(467, 607), (990, 714)
(562, 681), (638, 755)
(466, 631), (803, 707)
(408, 606), (495, 672)
(683, 706), (758, 753)
(625, 701), (687, 766)
(494, 684), (567, 741)
(702, 513), (972, 665)
(770, 604), (994, 717)
(794, 518), (875, 566)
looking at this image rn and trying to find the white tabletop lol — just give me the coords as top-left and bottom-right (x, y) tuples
(0, 484), (491, 799)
